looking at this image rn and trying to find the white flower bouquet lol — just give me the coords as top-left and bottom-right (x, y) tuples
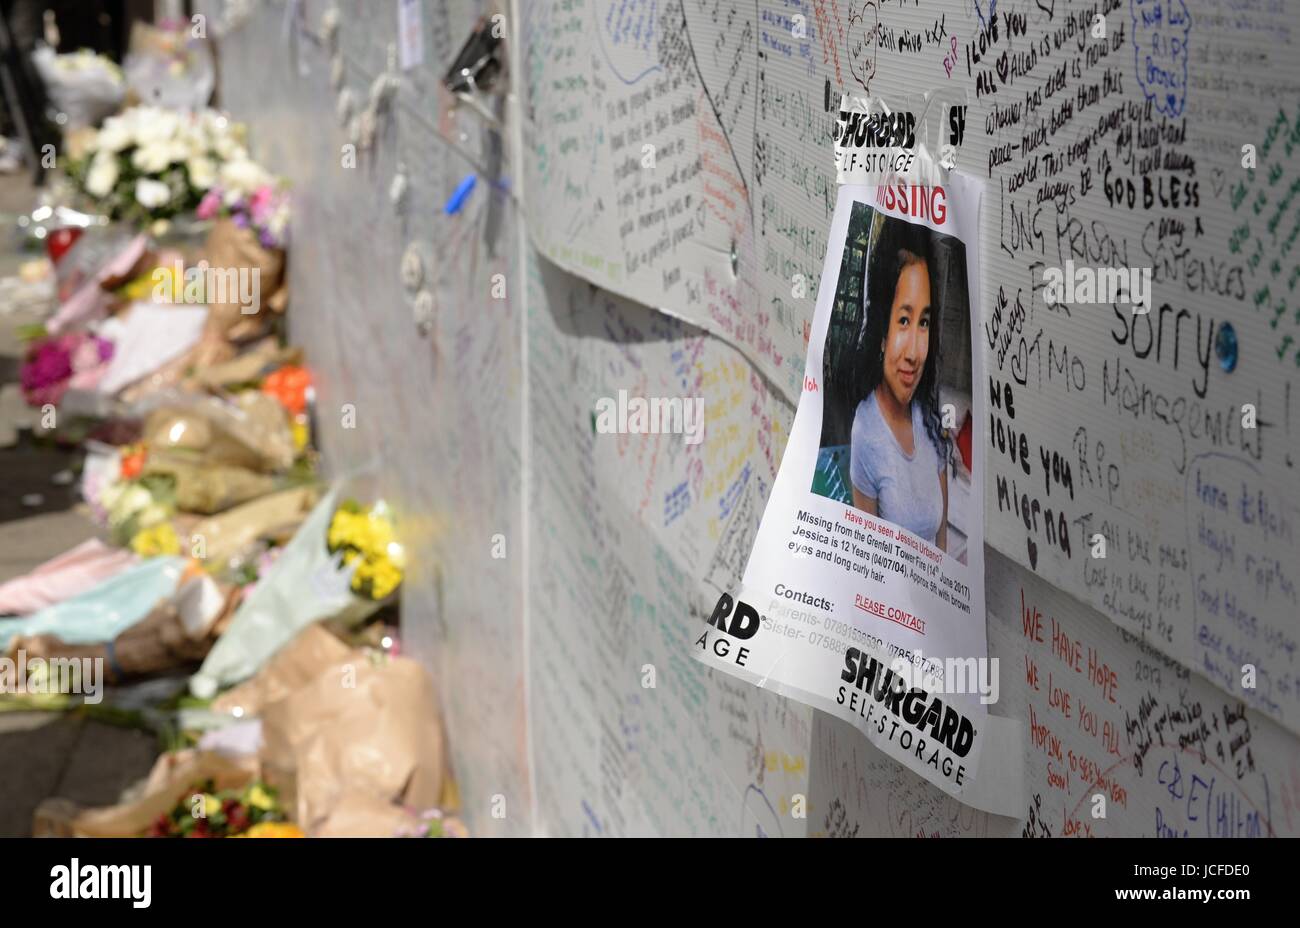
(67, 106), (272, 227)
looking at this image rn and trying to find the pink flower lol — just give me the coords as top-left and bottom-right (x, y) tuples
(71, 335), (113, 372)
(197, 189), (223, 220)
(248, 186), (276, 226)
(21, 339), (72, 391)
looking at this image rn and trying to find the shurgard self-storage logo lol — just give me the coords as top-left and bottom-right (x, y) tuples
(696, 592), (761, 669)
(833, 107), (917, 150)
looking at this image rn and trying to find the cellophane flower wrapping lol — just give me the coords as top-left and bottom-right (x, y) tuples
(190, 474), (401, 697)
(31, 45), (124, 130)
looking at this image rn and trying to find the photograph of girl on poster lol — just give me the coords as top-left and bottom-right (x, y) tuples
(812, 205), (975, 565)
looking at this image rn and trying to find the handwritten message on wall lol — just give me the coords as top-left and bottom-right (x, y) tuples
(523, 0), (1300, 737)
(208, 0), (1299, 833)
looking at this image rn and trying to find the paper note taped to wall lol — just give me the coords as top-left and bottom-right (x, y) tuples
(695, 176), (1022, 815)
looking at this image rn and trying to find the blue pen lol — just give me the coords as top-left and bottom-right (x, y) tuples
(444, 174), (477, 214)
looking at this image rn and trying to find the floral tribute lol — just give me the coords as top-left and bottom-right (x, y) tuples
(19, 332), (113, 407)
(146, 780), (294, 838)
(69, 106), (273, 226)
(326, 499), (404, 601)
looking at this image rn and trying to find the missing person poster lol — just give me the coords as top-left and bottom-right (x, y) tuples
(695, 176), (1023, 815)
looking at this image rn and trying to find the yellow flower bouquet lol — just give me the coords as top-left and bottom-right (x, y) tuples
(130, 521), (181, 558)
(191, 481), (398, 697)
(326, 499), (404, 601)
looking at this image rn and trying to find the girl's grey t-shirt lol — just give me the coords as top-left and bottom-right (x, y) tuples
(850, 391), (945, 543)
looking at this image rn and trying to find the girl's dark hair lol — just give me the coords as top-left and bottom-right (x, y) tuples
(859, 218), (948, 463)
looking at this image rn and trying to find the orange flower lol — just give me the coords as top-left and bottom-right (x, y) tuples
(262, 365), (312, 415)
(119, 444), (147, 480)
(235, 822), (305, 838)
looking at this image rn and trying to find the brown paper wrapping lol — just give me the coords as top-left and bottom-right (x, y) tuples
(259, 654), (452, 833)
(113, 580), (237, 677)
(185, 485), (319, 570)
(212, 624), (352, 718)
(33, 624), (455, 838)
(312, 794), (426, 838)
(201, 218), (288, 343)
(143, 391), (295, 474)
(191, 338), (298, 390)
(144, 453), (276, 515)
